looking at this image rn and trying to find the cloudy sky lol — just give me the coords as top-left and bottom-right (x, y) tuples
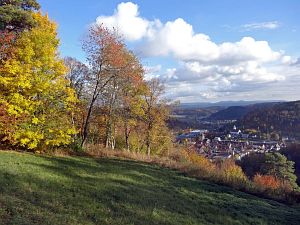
(40, 0), (300, 102)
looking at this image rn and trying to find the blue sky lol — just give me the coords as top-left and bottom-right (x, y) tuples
(39, 0), (300, 102)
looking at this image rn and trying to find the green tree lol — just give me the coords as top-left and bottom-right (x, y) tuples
(262, 152), (298, 189)
(0, 0), (40, 31)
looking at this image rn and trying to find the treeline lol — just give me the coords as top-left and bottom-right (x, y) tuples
(0, 0), (172, 155)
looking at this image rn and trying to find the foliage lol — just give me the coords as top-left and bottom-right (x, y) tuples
(0, 12), (77, 150)
(0, 0), (40, 31)
(80, 24), (129, 147)
(253, 174), (281, 190)
(0, 30), (16, 62)
(282, 143), (300, 185)
(240, 152), (298, 190)
(79, 24), (172, 154)
(238, 101), (300, 140)
(239, 153), (266, 178)
(184, 149), (216, 175)
(219, 159), (248, 188)
(261, 152), (298, 189)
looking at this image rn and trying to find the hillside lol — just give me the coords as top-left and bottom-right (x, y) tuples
(208, 106), (251, 121)
(238, 101), (300, 138)
(207, 102), (279, 121)
(0, 152), (300, 225)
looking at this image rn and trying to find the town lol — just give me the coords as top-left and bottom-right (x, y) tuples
(176, 125), (285, 160)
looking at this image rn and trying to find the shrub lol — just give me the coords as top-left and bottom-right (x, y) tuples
(219, 160), (248, 189)
(253, 174), (281, 191)
(184, 150), (216, 176)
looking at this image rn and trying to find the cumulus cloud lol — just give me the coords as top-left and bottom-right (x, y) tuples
(95, 2), (150, 41)
(242, 21), (280, 31)
(94, 2), (298, 101)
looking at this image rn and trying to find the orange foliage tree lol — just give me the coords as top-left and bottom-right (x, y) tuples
(81, 24), (126, 147)
(0, 30), (15, 63)
(253, 174), (281, 190)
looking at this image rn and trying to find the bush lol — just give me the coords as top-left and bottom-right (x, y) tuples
(253, 174), (281, 191)
(184, 150), (216, 177)
(219, 160), (248, 189)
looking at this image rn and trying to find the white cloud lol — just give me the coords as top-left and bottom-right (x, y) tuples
(242, 21), (280, 31)
(94, 2), (299, 102)
(95, 2), (150, 41)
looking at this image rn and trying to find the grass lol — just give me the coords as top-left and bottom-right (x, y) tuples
(0, 151), (299, 225)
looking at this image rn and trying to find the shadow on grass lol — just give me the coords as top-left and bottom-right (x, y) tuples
(0, 153), (300, 225)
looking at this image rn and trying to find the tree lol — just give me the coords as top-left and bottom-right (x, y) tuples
(261, 152), (298, 189)
(0, 12), (77, 149)
(64, 57), (89, 142)
(253, 174), (281, 190)
(64, 57), (89, 100)
(240, 152), (298, 189)
(104, 49), (144, 150)
(239, 153), (266, 178)
(141, 79), (171, 156)
(282, 144), (300, 185)
(81, 24), (132, 148)
(0, 0), (40, 31)
(0, 30), (15, 62)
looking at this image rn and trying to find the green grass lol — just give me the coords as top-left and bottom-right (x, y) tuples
(0, 151), (299, 225)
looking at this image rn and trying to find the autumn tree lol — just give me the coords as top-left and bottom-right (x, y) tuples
(81, 24), (133, 148)
(141, 79), (171, 156)
(0, 0), (40, 31)
(64, 57), (89, 142)
(64, 57), (89, 100)
(103, 49), (144, 150)
(253, 174), (281, 190)
(0, 30), (16, 62)
(0, 12), (77, 149)
(119, 55), (144, 151)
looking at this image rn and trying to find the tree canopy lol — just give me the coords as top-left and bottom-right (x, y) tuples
(0, 12), (77, 149)
(0, 0), (40, 31)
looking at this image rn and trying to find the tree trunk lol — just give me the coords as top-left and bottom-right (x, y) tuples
(81, 97), (95, 148)
(124, 118), (130, 151)
(146, 126), (151, 157)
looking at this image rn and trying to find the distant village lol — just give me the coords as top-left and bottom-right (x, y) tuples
(176, 125), (287, 161)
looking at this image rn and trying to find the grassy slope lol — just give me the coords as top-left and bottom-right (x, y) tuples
(0, 152), (299, 225)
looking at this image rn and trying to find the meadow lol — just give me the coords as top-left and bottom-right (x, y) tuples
(0, 151), (299, 225)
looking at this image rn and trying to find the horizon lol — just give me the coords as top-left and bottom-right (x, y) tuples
(39, 0), (300, 103)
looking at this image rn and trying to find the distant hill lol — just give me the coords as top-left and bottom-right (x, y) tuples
(178, 100), (283, 109)
(207, 102), (280, 121)
(168, 107), (222, 130)
(237, 100), (300, 139)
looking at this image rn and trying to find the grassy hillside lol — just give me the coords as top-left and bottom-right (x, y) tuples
(0, 151), (299, 225)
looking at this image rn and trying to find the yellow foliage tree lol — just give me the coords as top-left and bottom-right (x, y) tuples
(0, 12), (77, 150)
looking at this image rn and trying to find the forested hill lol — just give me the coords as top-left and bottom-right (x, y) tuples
(207, 102), (279, 121)
(238, 101), (300, 138)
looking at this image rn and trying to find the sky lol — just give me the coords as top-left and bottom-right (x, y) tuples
(39, 0), (300, 103)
